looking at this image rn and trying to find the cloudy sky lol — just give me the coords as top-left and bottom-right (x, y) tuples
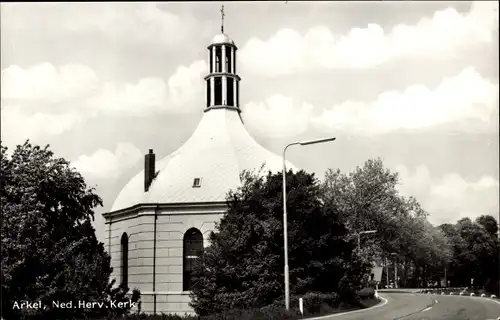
(1, 1), (498, 242)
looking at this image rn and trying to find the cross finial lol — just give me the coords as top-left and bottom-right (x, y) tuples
(220, 5), (225, 33)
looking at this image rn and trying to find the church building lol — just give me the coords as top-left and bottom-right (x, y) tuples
(103, 8), (296, 315)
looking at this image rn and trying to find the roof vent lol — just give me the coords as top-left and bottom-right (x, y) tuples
(192, 178), (202, 188)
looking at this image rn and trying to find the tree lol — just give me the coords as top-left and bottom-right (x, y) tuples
(476, 215), (499, 237)
(321, 158), (452, 288)
(440, 216), (499, 292)
(189, 169), (370, 316)
(1, 141), (140, 320)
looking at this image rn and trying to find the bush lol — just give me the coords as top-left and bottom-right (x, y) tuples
(367, 280), (378, 289)
(357, 287), (375, 300)
(201, 307), (299, 320)
(301, 292), (338, 314)
(103, 290), (381, 320)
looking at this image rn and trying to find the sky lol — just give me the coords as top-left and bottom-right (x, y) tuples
(1, 1), (499, 242)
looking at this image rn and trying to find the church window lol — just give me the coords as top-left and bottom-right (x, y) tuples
(206, 80), (211, 108)
(121, 232), (129, 288)
(226, 55), (231, 73)
(183, 228), (204, 291)
(227, 78), (234, 106)
(236, 81), (239, 107)
(227, 48), (233, 73)
(214, 77), (222, 105)
(192, 178), (201, 187)
(215, 47), (222, 72)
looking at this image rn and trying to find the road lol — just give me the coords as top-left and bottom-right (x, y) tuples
(311, 292), (500, 320)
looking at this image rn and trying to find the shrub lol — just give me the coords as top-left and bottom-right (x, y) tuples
(201, 307), (299, 320)
(103, 291), (379, 320)
(357, 287), (375, 300)
(301, 292), (338, 314)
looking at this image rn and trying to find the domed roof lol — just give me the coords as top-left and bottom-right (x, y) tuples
(211, 33), (235, 45)
(110, 109), (297, 212)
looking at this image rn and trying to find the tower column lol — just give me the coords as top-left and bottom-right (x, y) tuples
(222, 45), (226, 73)
(210, 77), (215, 106)
(233, 78), (237, 108)
(230, 48), (235, 75)
(208, 48), (212, 73)
(233, 49), (236, 74)
(222, 76), (227, 105)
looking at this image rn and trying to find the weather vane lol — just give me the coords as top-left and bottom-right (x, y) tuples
(220, 5), (225, 33)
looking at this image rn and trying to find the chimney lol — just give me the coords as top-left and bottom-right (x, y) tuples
(144, 149), (155, 192)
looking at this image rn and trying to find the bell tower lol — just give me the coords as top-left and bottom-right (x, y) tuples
(204, 5), (241, 112)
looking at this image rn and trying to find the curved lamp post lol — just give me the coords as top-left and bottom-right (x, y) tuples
(282, 137), (336, 311)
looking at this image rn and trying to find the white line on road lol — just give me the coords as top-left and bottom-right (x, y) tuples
(421, 306), (432, 312)
(305, 296), (389, 320)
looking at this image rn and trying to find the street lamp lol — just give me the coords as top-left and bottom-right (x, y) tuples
(357, 230), (377, 250)
(391, 252), (398, 289)
(282, 137), (336, 311)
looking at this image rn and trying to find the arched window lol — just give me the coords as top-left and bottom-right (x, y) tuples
(183, 228), (204, 291)
(121, 232), (129, 288)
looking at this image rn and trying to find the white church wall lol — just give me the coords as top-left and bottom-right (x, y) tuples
(106, 212), (156, 292)
(104, 206), (225, 315)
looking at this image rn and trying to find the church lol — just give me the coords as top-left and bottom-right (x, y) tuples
(103, 8), (297, 315)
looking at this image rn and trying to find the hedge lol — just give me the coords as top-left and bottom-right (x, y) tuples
(107, 289), (379, 320)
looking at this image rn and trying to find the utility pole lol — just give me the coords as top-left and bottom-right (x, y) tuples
(385, 256), (389, 287)
(444, 268), (447, 287)
(388, 252), (397, 288)
(394, 259), (398, 288)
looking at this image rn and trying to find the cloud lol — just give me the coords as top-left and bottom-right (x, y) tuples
(396, 165), (499, 225)
(86, 60), (206, 117)
(0, 107), (85, 149)
(71, 143), (143, 180)
(0, 60), (206, 146)
(311, 67), (498, 135)
(240, 67), (498, 137)
(1, 63), (99, 102)
(1, 3), (199, 49)
(239, 1), (499, 76)
(243, 94), (314, 138)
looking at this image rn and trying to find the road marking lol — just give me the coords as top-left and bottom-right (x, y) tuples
(304, 296), (389, 320)
(434, 300), (438, 304)
(421, 306), (432, 312)
(491, 299), (500, 307)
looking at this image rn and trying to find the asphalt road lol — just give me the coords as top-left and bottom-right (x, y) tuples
(311, 292), (500, 320)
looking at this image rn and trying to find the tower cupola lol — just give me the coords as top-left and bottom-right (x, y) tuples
(204, 5), (241, 112)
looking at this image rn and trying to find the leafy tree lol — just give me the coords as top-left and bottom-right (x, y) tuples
(476, 214), (499, 237)
(321, 158), (452, 288)
(1, 141), (140, 320)
(439, 216), (499, 293)
(189, 169), (370, 316)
